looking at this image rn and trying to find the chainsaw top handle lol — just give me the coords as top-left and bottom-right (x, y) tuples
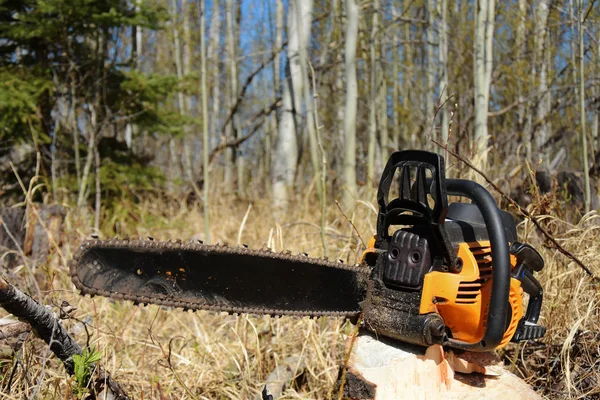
(445, 179), (510, 351)
(376, 150), (511, 351)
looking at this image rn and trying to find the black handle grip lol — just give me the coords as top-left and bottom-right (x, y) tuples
(445, 179), (511, 351)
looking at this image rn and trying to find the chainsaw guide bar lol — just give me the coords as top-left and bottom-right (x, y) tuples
(70, 238), (371, 318)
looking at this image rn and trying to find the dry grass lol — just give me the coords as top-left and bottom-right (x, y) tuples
(0, 183), (599, 399)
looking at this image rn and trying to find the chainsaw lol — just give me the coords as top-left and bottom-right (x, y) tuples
(70, 150), (545, 351)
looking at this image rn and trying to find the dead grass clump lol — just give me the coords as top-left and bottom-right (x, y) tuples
(505, 210), (600, 399)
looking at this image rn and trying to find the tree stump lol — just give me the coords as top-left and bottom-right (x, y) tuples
(0, 204), (65, 268)
(336, 331), (540, 400)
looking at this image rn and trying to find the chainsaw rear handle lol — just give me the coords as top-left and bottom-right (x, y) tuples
(445, 179), (511, 351)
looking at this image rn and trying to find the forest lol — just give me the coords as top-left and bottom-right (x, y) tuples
(0, 0), (599, 398)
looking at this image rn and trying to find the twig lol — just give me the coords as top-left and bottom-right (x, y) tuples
(158, 336), (198, 400)
(334, 200), (366, 249)
(432, 139), (596, 279)
(337, 314), (363, 400)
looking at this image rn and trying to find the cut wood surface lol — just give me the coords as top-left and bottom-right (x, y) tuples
(339, 331), (541, 400)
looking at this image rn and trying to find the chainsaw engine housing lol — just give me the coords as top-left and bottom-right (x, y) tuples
(360, 151), (545, 351)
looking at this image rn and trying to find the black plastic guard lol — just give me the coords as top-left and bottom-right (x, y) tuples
(376, 150), (457, 269)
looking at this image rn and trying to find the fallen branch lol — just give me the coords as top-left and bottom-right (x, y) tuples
(0, 277), (130, 399)
(432, 139), (596, 279)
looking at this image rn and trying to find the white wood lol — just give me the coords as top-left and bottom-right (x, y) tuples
(342, 332), (541, 400)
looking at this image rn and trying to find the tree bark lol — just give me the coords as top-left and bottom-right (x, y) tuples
(200, 0), (211, 244)
(579, 0), (590, 212)
(426, 0), (436, 131)
(341, 0), (359, 211)
(224, 0), (236, 192)
(271, 0), (312, 211)
(534, 0), (550, 166)
(367, 0), (379, 188)
(391, 4), (400, 150)
(438, 0), (449, 151)
(171, 0), (192, 182)
(516, 0), (529, 158)
(473, 0), (495, 169)
(0, 278), (130, 399)
(295, 0), (320, 199)
(207, 0), (221, 155)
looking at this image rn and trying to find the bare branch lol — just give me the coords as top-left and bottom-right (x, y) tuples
(432, 139), (596, 280)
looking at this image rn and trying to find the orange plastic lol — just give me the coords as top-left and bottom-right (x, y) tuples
(359, 238), (524, 348)
(420, 241), (522, 346)
(360, 236), (379, 264)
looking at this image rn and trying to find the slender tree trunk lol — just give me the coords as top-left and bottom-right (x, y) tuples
(426, 0), (436, 131)
(171, 0), (192, 182)
(207, 0), (220, 153)
(473, 0), (495, 169)
(94, 146), (101, 231)
(341, 0), (358, 211)
(534, 0), (550, 166)
(182, 0), (195, 178)
(70, 81), (81, 190)
(391, 4), (400, 150)
(379, 73), (388, 162)
(367, 0), (378, 187)
(295, 0), (320, 198)
(579, 0), (590, 212)
(438, 0), (449, 151)
(271, 0), (312, 211)
(516, 0), (529, 158)
(403, 3), (415, 146)
(224, 0), (238, 192)
(594, 27), (600, 158)
(78, 109), (96, 207)
(200, 0), (211, 243)
(275, 0), (283, 98)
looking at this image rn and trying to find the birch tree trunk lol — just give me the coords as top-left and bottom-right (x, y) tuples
(224, 0), (236, 192)
(403, 3), (415, 147)
(438, 0), (449, 150)
(367, 0), (379, 188)
(182, 0), (195, 178)
(534, 0), (550, 166)
(594, 26), (600, 157)
(391, 5), (400, 150)
(341, 0), (358, 211)
(579, 0), (591, 212)
(207, 0), (220, 150)
(171, 0), (193, 181)
(275, 0), (283, 97)
(426, 0), (436, 130)
(271, 0), (313, 211)
(295, 0), (321, 198)
(516, 0), (529, 158)
(200, 0), (211, 243)
(473, 0), (495, 169)
(378, 65), (388, 162)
